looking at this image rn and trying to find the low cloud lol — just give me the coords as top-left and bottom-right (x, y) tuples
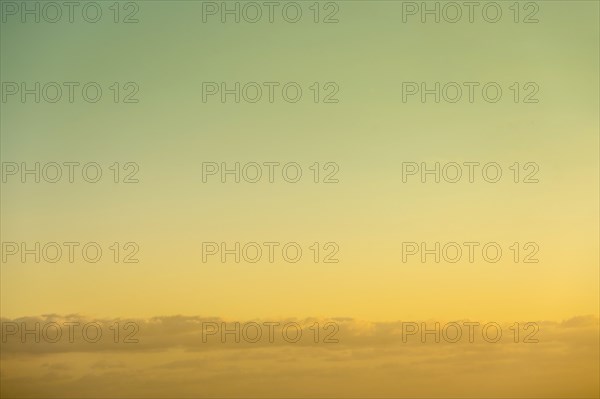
(1, 315), (598, 398)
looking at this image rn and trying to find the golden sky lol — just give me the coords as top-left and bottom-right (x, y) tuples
(1, 1), (599, 397)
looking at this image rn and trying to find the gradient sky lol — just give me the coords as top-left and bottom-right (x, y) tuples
(1, 1), (599, 397)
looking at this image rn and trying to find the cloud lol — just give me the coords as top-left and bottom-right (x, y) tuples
(1, 315), (598, 398)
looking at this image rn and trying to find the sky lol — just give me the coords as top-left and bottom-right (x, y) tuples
(1, 1), (599, 397)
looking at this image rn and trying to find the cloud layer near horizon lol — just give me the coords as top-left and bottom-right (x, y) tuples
(1, 314), (598, 398)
